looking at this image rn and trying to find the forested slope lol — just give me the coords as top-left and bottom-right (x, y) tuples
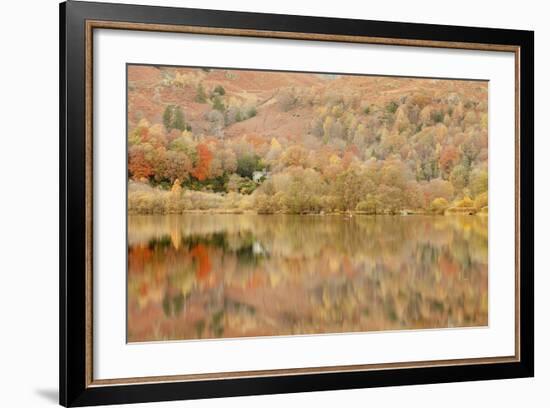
(127, 65), (488, 214)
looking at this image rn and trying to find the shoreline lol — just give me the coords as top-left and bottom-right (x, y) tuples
(128, 209), (488, 216)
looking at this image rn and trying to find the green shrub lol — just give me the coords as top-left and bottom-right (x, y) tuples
(212, 96), (225, 112)
(213, 85), (226, 96)
(236, 154), (262, 178)
(195, 84), (207, 103)
(432, 110), (444, 123)
(239, 179), (257, 195)
(386, 101), (399, 114)
(247, 106), (257, 118)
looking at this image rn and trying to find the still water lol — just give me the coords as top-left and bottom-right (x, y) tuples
(127, 214), (488, 342)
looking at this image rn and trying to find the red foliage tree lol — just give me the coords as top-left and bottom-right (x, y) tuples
(191, 143), (213, 181)
(438, 145), (459, 177)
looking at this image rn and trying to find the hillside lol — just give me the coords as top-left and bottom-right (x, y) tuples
(127, 65), (488, 214)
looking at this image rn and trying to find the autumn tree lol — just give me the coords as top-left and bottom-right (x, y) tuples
(461, 140), (478, 169)
(281, 145), (309, 168)
(450, 164), (469, 195)
(128, 145), (154, 180)
(376, 185), (404, 214)
(356, 194), (380, 214)
(422, 178), (455, 206)
(438, 145), (459, 178)
(282, 168), (326, 213)
(469, 168), (488, 197)
(151, 146), (167, 182)
(164, 150), (192, 182)
(208, 155), (224, 179)
(333, 164), (370, 211)
(191, 143), (213, 181)
(219, 148), (238, 173)
(430, 197), (450, 214)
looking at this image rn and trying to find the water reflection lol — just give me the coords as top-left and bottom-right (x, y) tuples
(127, 214), (488, 342)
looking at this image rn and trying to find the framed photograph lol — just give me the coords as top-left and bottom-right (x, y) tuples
(60, 1), (534, 406)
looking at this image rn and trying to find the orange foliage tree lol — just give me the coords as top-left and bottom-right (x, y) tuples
(438, 145), (459, 178)
(128, 146), (153, 180)
(191, 143), (213, 181)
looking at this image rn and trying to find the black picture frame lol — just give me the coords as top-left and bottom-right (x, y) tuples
(60, 1), (534, 406)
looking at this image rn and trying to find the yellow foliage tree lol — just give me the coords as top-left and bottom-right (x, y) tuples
(430, 197), (450, 214)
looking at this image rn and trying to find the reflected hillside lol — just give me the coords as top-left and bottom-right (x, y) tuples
(127, 214), (487, 342)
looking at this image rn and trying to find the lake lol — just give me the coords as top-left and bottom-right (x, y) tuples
(127, 214), (488, 342)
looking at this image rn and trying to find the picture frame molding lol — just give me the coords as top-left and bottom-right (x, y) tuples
(60, 1), (534, 406)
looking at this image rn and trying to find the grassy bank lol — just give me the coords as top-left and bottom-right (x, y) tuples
(128, 181), (487, 216)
